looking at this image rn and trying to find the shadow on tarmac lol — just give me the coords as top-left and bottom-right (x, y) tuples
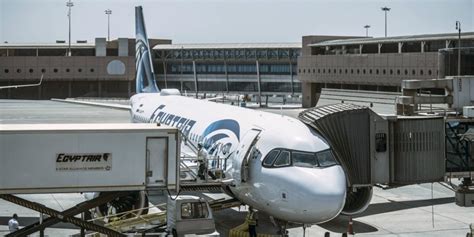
(319, 197), (454, 234)
(357, 197), (454, 218)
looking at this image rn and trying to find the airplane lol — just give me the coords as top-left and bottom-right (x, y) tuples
(0, 74), (43, 90)
(129, 6), (354, 226)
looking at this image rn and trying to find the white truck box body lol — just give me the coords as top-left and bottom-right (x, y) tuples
(0, 123), (180, 194)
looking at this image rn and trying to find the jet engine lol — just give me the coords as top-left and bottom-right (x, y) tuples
(84, 191), (149, 218)
(341, 186), (373, 215)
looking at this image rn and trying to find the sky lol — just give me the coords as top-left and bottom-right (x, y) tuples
(0, 0), (473, 44)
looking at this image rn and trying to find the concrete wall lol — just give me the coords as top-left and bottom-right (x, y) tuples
(0, 56), (135, 99)
(0, 56), (134, 81)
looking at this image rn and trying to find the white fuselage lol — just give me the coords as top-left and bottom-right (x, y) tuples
(130, 93), (347, 224)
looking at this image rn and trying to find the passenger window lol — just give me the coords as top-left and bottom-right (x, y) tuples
(316, 150), (337, 167)
(292, 151), (318, 168)
(274, 150), (290, 167)
(263, 150), (280, 167)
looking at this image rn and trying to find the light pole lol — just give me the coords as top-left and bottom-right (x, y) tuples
(364, 25), (371, 37)
(105, 9), (112, 42)
(66, 0), (74, 56)
(456, 21), (461, 76)
(381, 6), (390, 37)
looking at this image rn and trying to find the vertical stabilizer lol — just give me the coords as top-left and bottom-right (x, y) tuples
(135, 6), (159, 93)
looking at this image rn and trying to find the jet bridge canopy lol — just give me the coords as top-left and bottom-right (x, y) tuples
(299, 104), (376, 186)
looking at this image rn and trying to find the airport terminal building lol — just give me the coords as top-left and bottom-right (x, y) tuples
(153, 43), (301, 94)
(0, 40), (301, 99)
(0, 38), (170, 99)
(1, 32), (473, 104)
(298, 32), (474, 107)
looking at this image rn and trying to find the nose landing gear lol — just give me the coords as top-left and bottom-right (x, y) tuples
(269, 216), (289, 237)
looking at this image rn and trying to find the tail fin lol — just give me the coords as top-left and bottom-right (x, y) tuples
(135, 6), (159, 93)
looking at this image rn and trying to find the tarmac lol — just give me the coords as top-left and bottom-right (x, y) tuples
(0, 90), (472, 236)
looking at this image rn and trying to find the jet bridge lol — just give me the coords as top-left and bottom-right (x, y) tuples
(299, 103), (446, 187)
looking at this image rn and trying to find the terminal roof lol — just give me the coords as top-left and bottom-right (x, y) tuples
(309, 32), (474, 47)
(0, 43), (95, 49)
(154, 42), (301, 50)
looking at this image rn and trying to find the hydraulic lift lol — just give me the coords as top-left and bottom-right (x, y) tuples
(1, 192), (133, 237)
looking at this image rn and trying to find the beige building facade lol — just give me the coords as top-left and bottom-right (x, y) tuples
(0, 38), (170, 99)
(298, 33), (474, 107)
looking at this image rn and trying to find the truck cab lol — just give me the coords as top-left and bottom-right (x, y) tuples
(166, 195), (216, 236)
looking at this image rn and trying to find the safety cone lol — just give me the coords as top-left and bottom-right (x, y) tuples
(347, 216), (354, 235)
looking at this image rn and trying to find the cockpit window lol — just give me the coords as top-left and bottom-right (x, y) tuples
(316, 149), (338, 167)
(263, 150), (280, 167)
(292, 151), (318, 168)
(273, 150), (291, 167)
(262, 148), (338, 168)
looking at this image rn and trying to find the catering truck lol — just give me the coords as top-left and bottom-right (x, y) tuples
(0, 123), (180, 194)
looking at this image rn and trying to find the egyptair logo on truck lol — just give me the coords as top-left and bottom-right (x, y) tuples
(56, 153), (112, 171)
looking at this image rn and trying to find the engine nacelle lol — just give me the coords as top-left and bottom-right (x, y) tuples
(84, 191), (149, 218)
(341, 186), (373, 215)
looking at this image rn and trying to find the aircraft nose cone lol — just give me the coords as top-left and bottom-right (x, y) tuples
(298, 165), (346, 223)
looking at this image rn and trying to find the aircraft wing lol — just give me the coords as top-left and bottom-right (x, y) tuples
(0, 74), (43, 90)
(51, 98), (131, 110)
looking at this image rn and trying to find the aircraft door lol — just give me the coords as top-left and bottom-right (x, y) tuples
(146, 137), (167, 187)
(231, 129), (261, 186)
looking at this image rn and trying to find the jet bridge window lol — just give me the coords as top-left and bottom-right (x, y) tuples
(181, 202), (209, 219)
(375, 133), (387, 152)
